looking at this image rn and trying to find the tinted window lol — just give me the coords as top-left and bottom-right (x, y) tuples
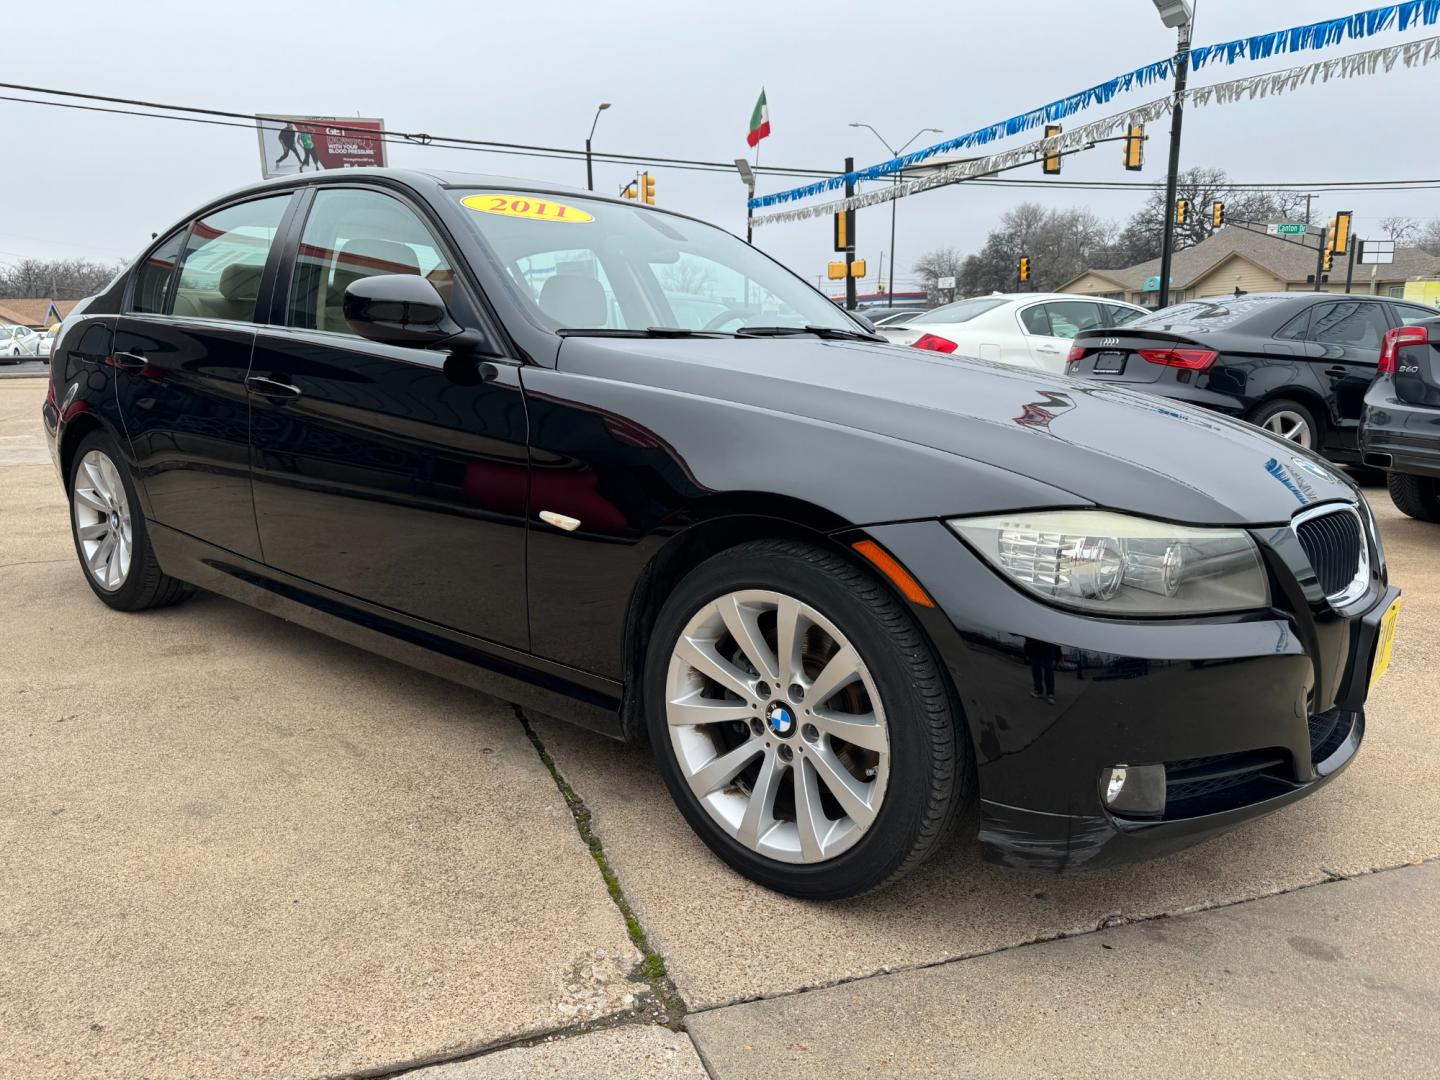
(1106, 304), (1145, 326)
(131, 229), (186, 314)
(1392, 302), (1440, 326)
(1018, 305), (1050, 335)
(172, 196), (290, 323)
(1041, 300), (1104, 339)
(288, 188), (453, 336)
(1308, 301), (1389, 350)
(911, 297), (1008, 325)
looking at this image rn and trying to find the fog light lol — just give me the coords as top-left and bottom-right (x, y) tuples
(1099, 764), (1166, 817)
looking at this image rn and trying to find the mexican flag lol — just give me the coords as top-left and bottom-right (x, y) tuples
(746, 89), (771, 148)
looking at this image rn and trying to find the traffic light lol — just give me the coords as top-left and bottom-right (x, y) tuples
(640, 172), (656, 205)
(1322, 247), (1334, 273)
(620, 179), (638, 200)
(1042, 125), (1062, 175)
(833, 210), (853, 252)
(1331, 210), (1352, 255)
(1175, 199), (1188, 226)
(1211, 201), (1224, 228)
(1018, 255), (1031, 283)
(1123, 124), (1144, 171)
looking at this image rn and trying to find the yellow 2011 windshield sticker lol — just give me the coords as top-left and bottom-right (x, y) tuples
(461, 194), (593, 223)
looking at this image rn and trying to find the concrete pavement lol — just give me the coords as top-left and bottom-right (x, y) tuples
(2, 376), (1438, 1077)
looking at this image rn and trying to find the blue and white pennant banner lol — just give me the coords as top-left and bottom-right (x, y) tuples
(750, 36), (1440, 227)
(748, 1), (1440, 212)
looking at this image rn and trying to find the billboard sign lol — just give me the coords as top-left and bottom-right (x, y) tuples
(255, 115), (386, 179)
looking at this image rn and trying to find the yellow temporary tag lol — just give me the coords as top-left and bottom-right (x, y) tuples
(461, 194), (593, 223)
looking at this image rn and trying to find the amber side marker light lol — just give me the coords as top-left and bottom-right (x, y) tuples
(852, 540), (936, 608)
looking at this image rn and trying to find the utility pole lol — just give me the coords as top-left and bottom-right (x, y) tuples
(1156, 16), (1192, 309)
(1344, 234), (1358, 294)
(843, 156), (857, 312)
(1303, 193), (1314, 225)
(585, 103), (611, 191)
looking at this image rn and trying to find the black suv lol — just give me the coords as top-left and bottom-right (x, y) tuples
(1362, 315), (1440, 520)
(1067, 293), (1440, 463)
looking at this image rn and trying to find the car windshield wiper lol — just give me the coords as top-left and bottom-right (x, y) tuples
(734, 325), (884, 342)
(556, 327), (731, 338)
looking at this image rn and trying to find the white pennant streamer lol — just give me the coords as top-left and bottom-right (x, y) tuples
(751, 36), (1440, 228)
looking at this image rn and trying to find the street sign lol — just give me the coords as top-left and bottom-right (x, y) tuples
(1143, 275), (1161, 291)
(1358, 239), (1395, 265)
(1266, 223), (1307, 235)
(937, 276), (956, 289)
(255, 115), (386, 179)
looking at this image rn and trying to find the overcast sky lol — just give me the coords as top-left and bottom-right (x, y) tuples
(2, 0), (1436, 292)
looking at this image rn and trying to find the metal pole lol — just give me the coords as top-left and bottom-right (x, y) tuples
(1343, 234), (1357, 294)
(1156, 21), (1191, 309)
(585, 138), (593, 191)
(888, 175), (898, 299)
(1313, 226), (1328, 292)
(844, 156), (857, 312)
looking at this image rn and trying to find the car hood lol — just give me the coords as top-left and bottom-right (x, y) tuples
(558, 336), (1359, 526)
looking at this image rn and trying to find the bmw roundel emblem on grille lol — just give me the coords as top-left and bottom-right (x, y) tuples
(766, 702), (795, 736)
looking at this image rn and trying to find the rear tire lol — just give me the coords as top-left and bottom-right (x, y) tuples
(1248, 398), (1321, 450)
(67, 430), (193, 611)
(644, 539), (970, 900)
(1386, 472), (1440, 522)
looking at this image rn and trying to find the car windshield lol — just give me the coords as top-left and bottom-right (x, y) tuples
(451, 190), (858, 335)
(910, 297), (1008, 325)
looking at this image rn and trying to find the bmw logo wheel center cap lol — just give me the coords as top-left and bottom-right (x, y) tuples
(765, 701), (796, 738)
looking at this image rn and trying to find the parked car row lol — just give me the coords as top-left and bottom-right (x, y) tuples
(1, 323), (53, 361)
(895, 291), (1440, 522)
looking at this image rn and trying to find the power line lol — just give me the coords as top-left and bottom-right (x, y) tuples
(2, 80), (1439, 199)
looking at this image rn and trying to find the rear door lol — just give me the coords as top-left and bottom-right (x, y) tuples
(113, 193), (294, 560)
(1022, 300), (1105, 371)
(1302, 300), (1391, 426)
(246, 184), (530, 648)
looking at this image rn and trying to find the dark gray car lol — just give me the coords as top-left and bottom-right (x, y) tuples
(1362, 315), (1440, 520)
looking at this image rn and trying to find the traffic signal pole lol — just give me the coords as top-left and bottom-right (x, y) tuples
(1313, 225), (1328, 291)
(844, 156), (857, 311)
(1156, 20), (1191, 309)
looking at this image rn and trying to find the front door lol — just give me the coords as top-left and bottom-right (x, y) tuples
(246, 185), (530, 648)
(113, 194), (293, 560)
(1022, 300), (1105, 372)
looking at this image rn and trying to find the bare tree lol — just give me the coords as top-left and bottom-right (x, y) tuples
(1417, 219), (1440, 256)
(658, 258), (716, 297)
(0, 258), (123, 301)
(1379, 216), (1420, 245)
(911, 246), (967, 300)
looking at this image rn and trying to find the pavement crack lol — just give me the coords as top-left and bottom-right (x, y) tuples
(513, 703), (688, 1029)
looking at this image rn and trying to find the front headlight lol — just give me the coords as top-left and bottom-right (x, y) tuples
(948, 510), (1269, 616)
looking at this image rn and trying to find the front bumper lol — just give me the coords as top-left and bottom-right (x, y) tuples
(861, 515), (1395, 873)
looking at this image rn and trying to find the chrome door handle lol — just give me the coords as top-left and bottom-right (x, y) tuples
(109, 351), (148, 371)
(1324, 366), (1349, 377)
(245, 376), (303, 400)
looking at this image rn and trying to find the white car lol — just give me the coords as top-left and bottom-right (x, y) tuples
(0, 324), (45, 360)
(885, 293), (1147, 373)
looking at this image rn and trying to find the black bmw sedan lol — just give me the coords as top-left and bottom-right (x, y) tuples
(1066, 292), (1439, 462)
(43, 169), (1399, 898)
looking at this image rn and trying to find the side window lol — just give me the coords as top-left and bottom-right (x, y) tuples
(1018, 305), (1051, 335)
(1276, 308), (1311, 340)
(131, 229), (186, 314)
(172, 196), (290, 323)
(1308, 301), (1390, 352)
(289, 188), (453, 336)
(1041, 300), (1104, 339)
(1106, 305), (1145, 327)
(511, 247), (624, 329)
(1392, 303), (1439, 327)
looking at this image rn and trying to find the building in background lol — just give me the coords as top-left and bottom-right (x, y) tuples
(1060, 227), (1440, 307)
(0, 299), (77, 330)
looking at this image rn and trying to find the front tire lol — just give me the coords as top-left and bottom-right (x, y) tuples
(67, 430), (192, 611)
(644, 539), (969, 899)
(1386, 472), (1440, 522)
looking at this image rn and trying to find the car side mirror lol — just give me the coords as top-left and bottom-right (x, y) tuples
(343, 274), (475, 350)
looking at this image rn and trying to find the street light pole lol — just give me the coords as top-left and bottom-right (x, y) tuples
(585, 103), (611, 191)
(1155, 1), (1193, 309)
(849, 123), (941, 301)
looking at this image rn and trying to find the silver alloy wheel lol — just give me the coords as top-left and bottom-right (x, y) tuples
(664, 589), (890, 864)
(1262, 409), (1313, 448)
(72, 449), (133, 592)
